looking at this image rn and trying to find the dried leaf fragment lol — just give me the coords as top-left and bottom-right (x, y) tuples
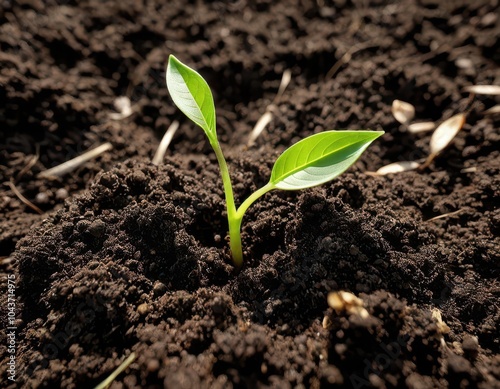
(408, 121), (436, 133)
(464, 85), (500, 95)
(328, 291), (369, 319)
(430, 113), (466, 155)
(369, 161), (420, 176)
(392, 99), (415, 124)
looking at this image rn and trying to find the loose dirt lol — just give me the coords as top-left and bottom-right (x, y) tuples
(1, 0), (499, 388)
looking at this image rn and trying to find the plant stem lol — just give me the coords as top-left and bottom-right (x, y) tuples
(211, 141), (243, 266)
(235, 183), (275, 220)
(211, 141), (275, 267)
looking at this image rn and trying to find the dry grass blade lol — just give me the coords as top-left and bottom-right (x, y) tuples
(38, 142), (113, 178)
(392, 99), (415, 124)
(273, 69), (292, 104)
(248, 111), (273, 146)
(152, 121), (179, 165)
(325, 41), (378, 80)
(248, 69), (291, 146)
(430, 113), (466, 155)
(464, 85), (500, 95)
(94, 352), (136, 389)
(368, 161), (420, 176)
(425, 209), (464, 222)
(407, 121), (435, 133)
(16, 144), (40, 181)
(7, 179), (43, 215)
(483, 105), (500, 115)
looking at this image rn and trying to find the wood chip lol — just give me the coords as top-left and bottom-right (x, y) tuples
(392, 99), (415, 124)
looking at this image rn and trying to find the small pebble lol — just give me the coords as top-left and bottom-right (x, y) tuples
(212, 296), (224, 314)
(137, 303), (150, 316)
(88, 219), (106, 238)
(153, 281), (167, 297)
(147, 359), (160, 372)
(447, 354), (471, 374)
(35, 192), (49, 204)
(462, 335), (479, 359)
(75, 219), (91, 232)
(55, 188), (69, 200)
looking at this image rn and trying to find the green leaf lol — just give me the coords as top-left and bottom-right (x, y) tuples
(270, 130), (384, 190)
(166, 55), (217, 142)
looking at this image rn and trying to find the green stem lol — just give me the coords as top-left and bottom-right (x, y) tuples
(211, 141), (242, 266)
(235, 183), (275, 220)
(230, 182), (274, 266)
(211, 140), (275, 267)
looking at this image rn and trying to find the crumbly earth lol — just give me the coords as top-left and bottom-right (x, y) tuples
(1, 0), (499, 388)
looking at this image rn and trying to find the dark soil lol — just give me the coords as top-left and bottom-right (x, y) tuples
(1, 0), (499, 388)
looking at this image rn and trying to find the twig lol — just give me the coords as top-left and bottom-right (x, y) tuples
(152, 121), (179, 165)
(418, 152), (437, 171)
(272, 69), (292, 105)
(38, 142), (113, 178)
(7, 179), (43, 215)
(94, 352), (136, 389)
(15, 144), (39, 182)
(325, 41), (378, 80)
(425, 209), (464, 222)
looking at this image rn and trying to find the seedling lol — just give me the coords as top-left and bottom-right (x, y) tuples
(166, 55), (383, 266)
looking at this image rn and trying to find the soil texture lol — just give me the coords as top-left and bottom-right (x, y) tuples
(1, 0), (499, 388)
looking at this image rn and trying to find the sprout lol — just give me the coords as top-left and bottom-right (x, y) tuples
(166, 55), (383, 266)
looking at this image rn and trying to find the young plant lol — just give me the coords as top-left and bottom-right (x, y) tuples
(166, 55), (383, 267)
